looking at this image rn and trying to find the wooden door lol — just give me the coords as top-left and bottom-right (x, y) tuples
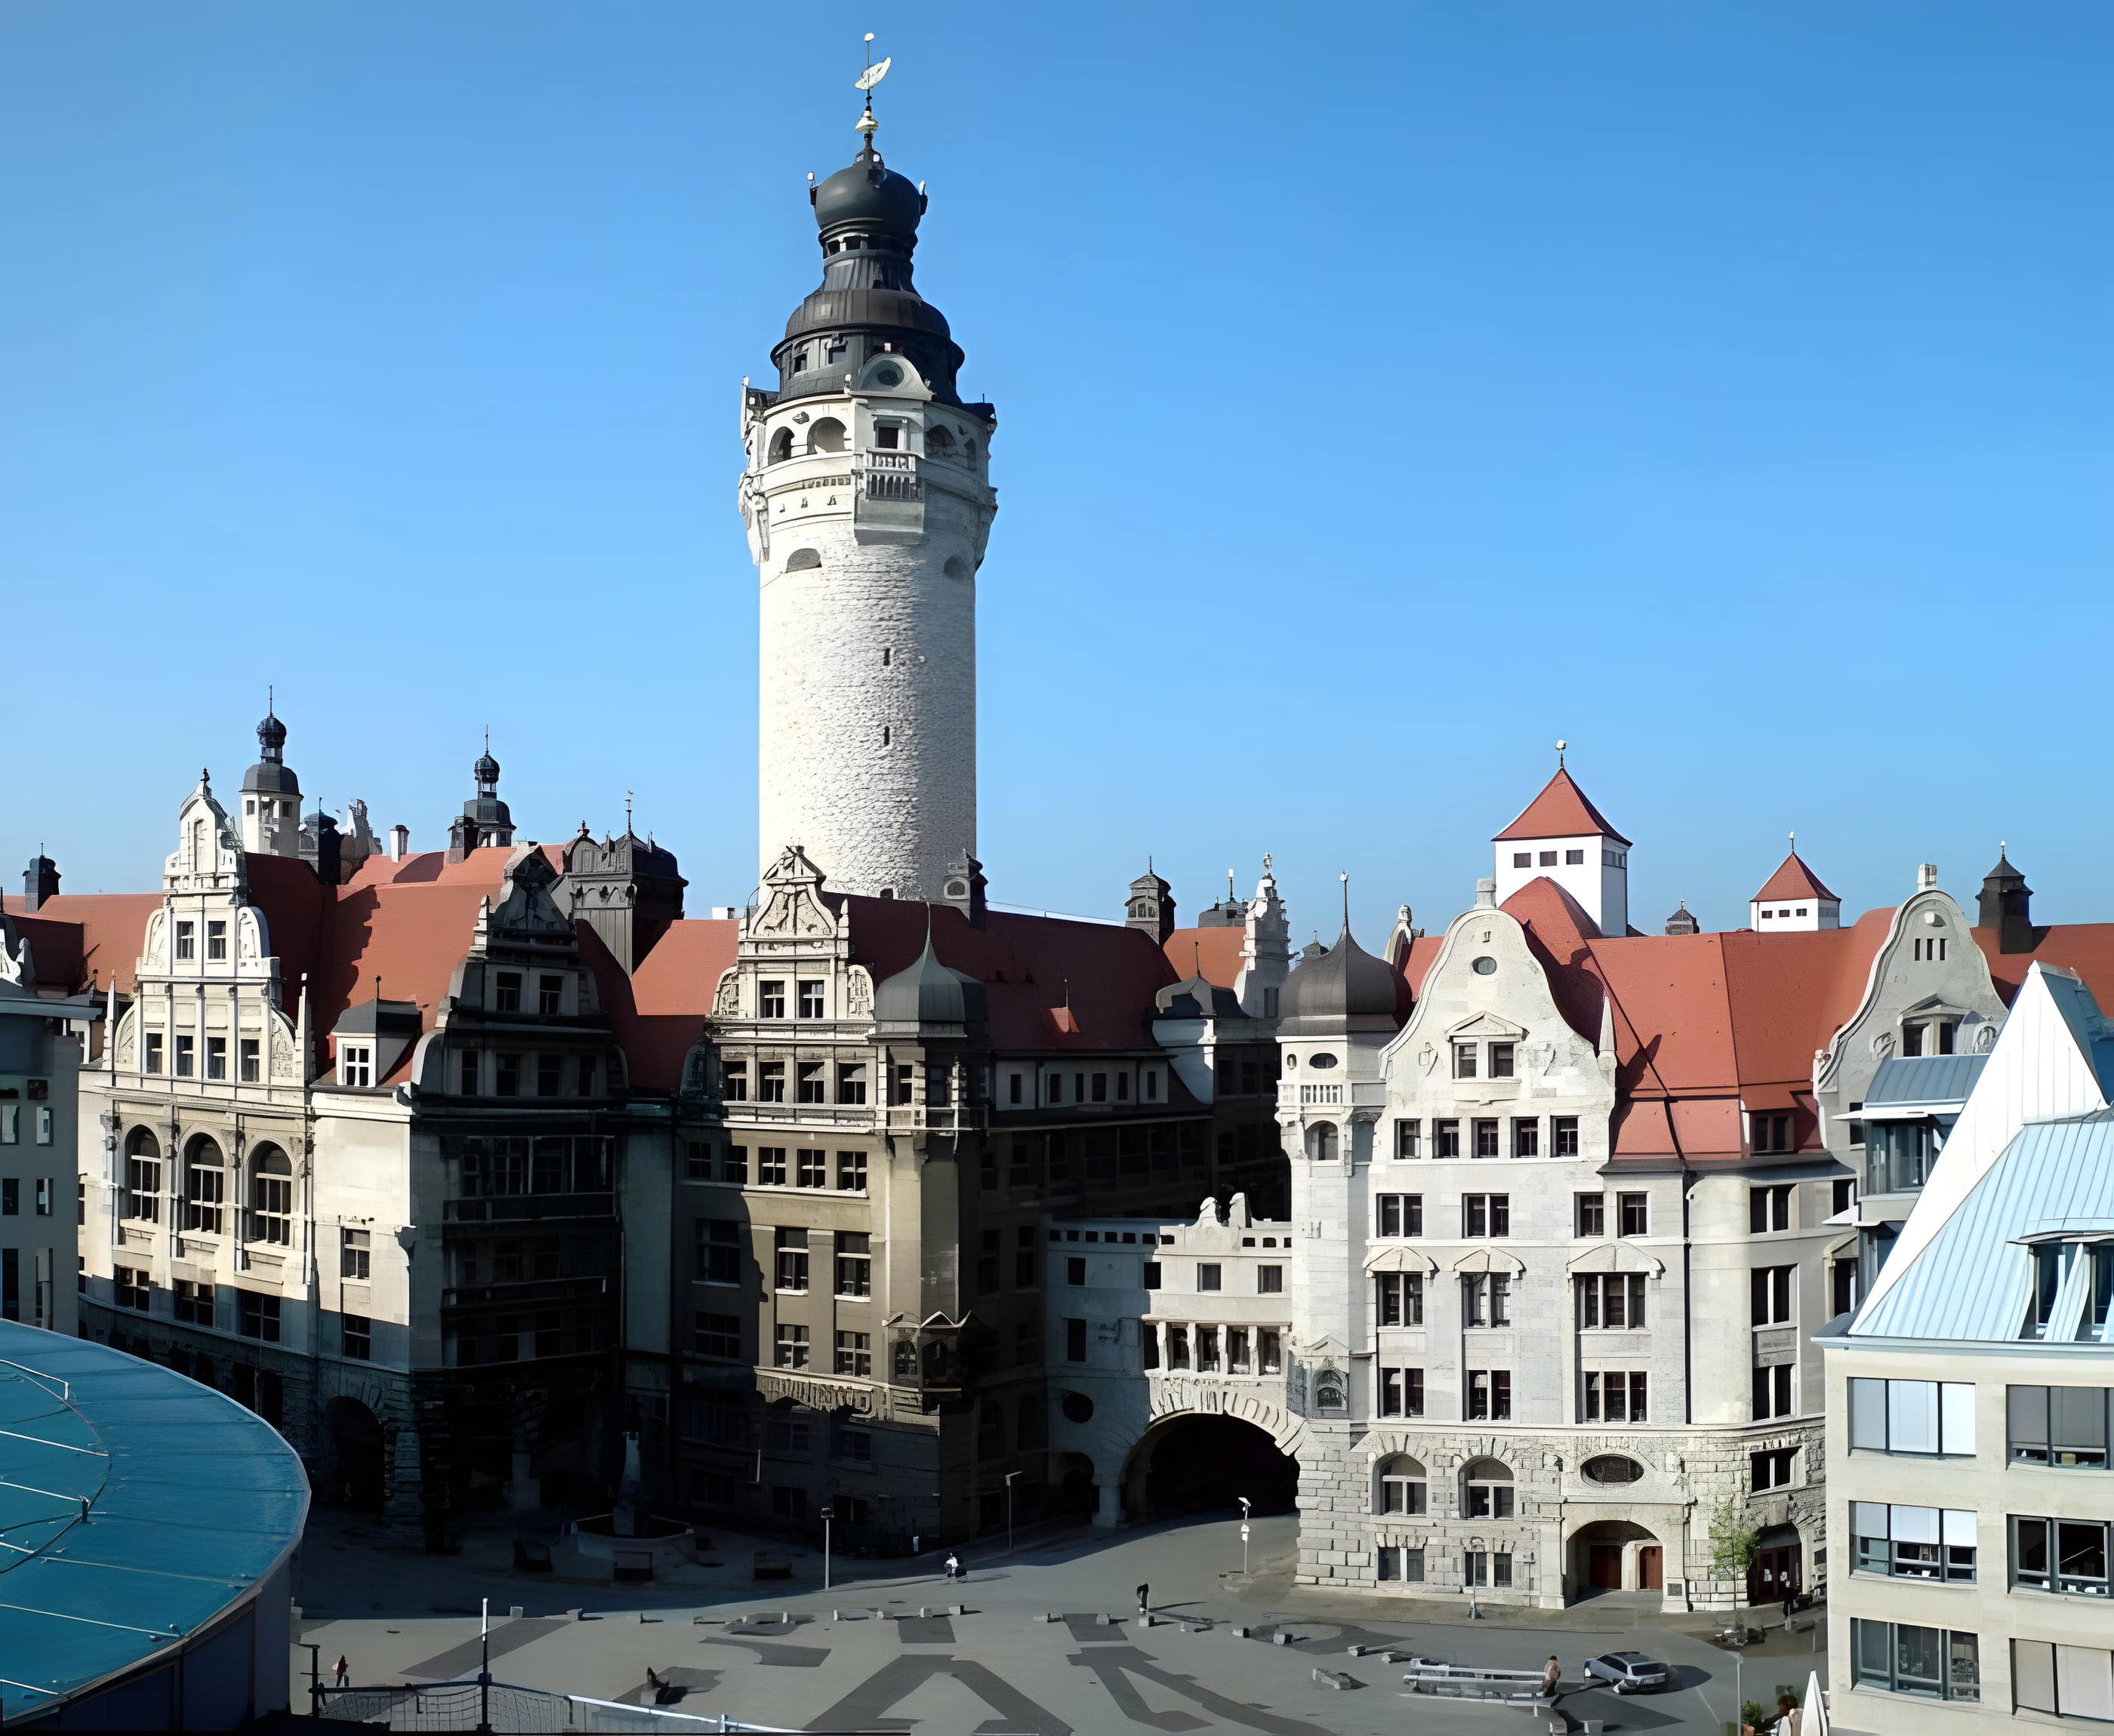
(1638, 1546), (1663, 1590)
(1589, 1544), (1623, 1589)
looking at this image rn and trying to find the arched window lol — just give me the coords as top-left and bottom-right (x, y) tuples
(1016, 1392), (1047, 1448)
(123, 1127), (162, 1223)
(926, 424), (954, 457)
(768, 426), (794, 463)
(963, 438), (977, 462)
(1376, 1454), (1427, 1515)
(783, 547), (823, 572)
(248, 1143), (293, 1245)
(1314, 1367), (1347, 1410)
(809, 417), (846, 454)
(943, 554), (969, 579)
(1463, 1457), (1515, 1519)
(1306, 1122), (1339, 1162)
(893, 1339), (917, 1379)
(183, 1134), (225, 1235)
(190, 817), (209, 870)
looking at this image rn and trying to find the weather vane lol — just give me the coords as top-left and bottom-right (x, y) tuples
(854, 32), (892, 143)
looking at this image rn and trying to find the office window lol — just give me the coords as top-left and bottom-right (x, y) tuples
(1752, 1362), (1794, 1420)
(1846, 1377), (1976, 1455)
(1851, 1621), (1979, 1702)
(1750, 1184), (1792, 1233)
(1577, 1273), (1646, 1329)
(694, 1313), (741, 1360)
(1065, 1318), (1087, 1362)
(836, 1063), (867, 1104)
(695, 1219), (742, 1284)
(1376, 1193), (1422, 1237)
(1462, 1273), (1511, 1327)
(343, 1313), (372, 1361)
(773, 1323), (810, 1368)
(495, 971), (522, 1012)
(1378, 1368), (1425, 1418)
(1751, 1447), (1796, 1491)
(2008, 1516), (2108, 1598)
(796, 1149), (826, 1188)
(340, 1227), (371, 1280)
(1462, 1194), (1509, 1237)
(1394, 1119), (1420, 1159)
(1752, 1265), (1794, 1325)
(1512, 1118), (1539, 1158)
(1582, 1370), (1649, 1422)
(774, 1228), (809, 1292)
(835, 1330), (873, 1377)
(1452, 1042), (1478, 1080)
(836, 1150), (867, 1191)
(2014, 1639), (2114, 1721)
(758, 980), (786, 1019)
(1375, 1271), (1423, 1326)
(757, 1147), (787, 1186)
(1575, 1193), (1604, 1236)
(2007, 1385), (2109, 1467)
(34, 1177), (50, 1217)
(1256, 1264), (1284, 1293)
(1465, 1370), (1512, 1421)
(1617, 1192), (1648, 1235)
(238, 1291), (282, 1342)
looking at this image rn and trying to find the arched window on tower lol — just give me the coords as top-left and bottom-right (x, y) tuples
(809, 417), (846, 454)
(1306, 1122), (1339, 1162)
(782, 548), (822, 573)
(926, 424), (954, 458)
(768, 427), (794, 463)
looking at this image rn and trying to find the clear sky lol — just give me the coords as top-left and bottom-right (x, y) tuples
(5, 2), (2109, 946)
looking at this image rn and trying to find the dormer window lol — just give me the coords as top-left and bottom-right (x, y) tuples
(341, 1044), (373, 1088)
(791, 347), (810, 373)
(825, 338), (848, 363)
(1453, 1042), (1478, 1080)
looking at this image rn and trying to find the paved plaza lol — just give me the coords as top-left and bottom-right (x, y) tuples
(292, 1509), (1828, 1732)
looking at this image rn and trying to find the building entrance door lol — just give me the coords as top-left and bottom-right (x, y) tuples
(1752, 1544), (1801, 1605)
(1589, 1544), (1623, 1590)
(1638, 1546), (1663, 1590)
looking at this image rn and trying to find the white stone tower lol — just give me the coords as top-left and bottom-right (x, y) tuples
(738, 89), (998, 903)
(239, 700), (302, 857)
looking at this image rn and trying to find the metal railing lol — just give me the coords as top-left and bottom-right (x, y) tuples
(315, 1679), (843, 1732)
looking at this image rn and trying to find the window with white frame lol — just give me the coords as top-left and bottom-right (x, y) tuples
(340, 1044), (373, 1088)
(1853, 1503), (1976, 1581)
(1850, 1377), (1975, 1456)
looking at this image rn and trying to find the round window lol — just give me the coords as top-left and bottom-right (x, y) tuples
(1582, 1454), (1644, 1485)
(1471, 956), (1498, 975)
(1061, 1392), (1094, 1424)
(1307, 1051), (1339, 1070)
(872, 363), (904, 387)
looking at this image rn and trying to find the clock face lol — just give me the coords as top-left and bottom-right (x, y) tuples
(872, 363), (904, 388)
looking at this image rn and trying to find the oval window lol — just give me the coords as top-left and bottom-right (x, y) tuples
(1061, 1392), (1094, 1424)
(872, 363), (904, 388)
(1582, 1454), (1644, 1486)
(1307, 1052), (1339, 1070)
(1471, 956), (1498, 975)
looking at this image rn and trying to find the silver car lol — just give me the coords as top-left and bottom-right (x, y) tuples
(1583, 1651), (1672, 1694)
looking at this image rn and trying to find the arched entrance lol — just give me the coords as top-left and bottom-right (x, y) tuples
(1751, 1523), (1802, 1606)
(1569, 1519), (1663, 1598)
(326, 1397), (386, 1510)
(1123, 1414), (1297, 1522)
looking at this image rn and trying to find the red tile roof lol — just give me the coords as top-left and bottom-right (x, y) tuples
(1752, 851), (1838, 904)
(1974, 922), (2114, 1008)
(0, 894), (161, 996)
(590, 918), (741, 1091)
(1163, 926), (1246, 989)
(1493, 769), (1632, 846)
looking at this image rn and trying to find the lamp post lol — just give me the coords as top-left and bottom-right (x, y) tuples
(821, 1505), (834, 1593)
(476, 1596), (493, 1734)
(1239, 1497), (1253, 1576)
(1005, 1471), (1022, 1556)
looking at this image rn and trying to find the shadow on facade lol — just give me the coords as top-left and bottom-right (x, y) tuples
(1121, 1412), (1298, 1522)
(1567, 1517), (1664, 1598)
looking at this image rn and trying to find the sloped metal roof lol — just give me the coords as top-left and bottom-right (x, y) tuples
(1864, 1053), (1988, 1109)
(0, 1322), (307, 1721)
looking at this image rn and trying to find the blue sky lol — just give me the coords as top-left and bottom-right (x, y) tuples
(4, 2), (2109, 945)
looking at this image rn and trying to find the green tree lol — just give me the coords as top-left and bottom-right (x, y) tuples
(1707, 1494), (1761, 1582)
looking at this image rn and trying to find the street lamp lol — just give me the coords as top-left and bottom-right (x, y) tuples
(1005, 1471), (1022, 1556)
(476, 1596), (493, 1734)
(1239, 1497), (1253, 1576)
(820, 1505), (834, 1593)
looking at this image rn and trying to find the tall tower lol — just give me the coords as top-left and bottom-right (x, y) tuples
(739, 77), (998, 900)
(240, 701), (303, 857)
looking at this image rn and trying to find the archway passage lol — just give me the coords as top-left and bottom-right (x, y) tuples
(1127, 1414), (1297, 1522)
(327, 1397), (386, 1510)
(1568, 1518), (1662, 1599)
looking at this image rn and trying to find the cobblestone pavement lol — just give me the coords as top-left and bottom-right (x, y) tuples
(294, 1508), (1827, 1732)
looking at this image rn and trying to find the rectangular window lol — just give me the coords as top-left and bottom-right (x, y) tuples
(759, 980), (786, 1018)
(1465, 1369), (1512, 1421)
(1394, 1119), (1420, 1159)
(1379, 1366), (1425, 1417)
(1065, 1256), (1086, 1285)
(1462, 1193), (1509, 1237)
(835, 1329), (873, 1377)
(1375, 1271), (1424, 1326)
(1751, 1447), (1795, 1491)
(145, 1032), (164, 1074)
(695, 1312), (741, 1360)
(536, 974), (563, 1015)
(1575, 1192), (1604, 1236)
(340, 1227), (371, 1279)
(495, 971), (522, 1012)
(722, 1062), (748, 1101)
(1750, 1183), (1792, 1233)
(1617, 1192), (1648, 1236)
(2014, 1640), (2114, 1722)
(1007, 1072), (1024, 1105)
(1851, 1619), (1980, 1702)
(172, 1278), (214, 1323)
(1431, 1118), (1460, 1158)
(343, 1313), (372, 1360)
(796, 1062), (824, 1104)
(697, 1220), (741, 1283)
(773, 1227), (809, 1292)
(2008, 1515), (2109, 1598)
(495, 1053), (520, 1096)
(1258, 1328), (1281, 1373)
(1452, 1042), (1478, 1080)
(834, 1150), (867, 1192)
(1489, 1042), (1515, 1079)
(1752, 1264), (1794, 1325)
(1462, 1273), (1511, 1327)
(175, 1034), (195, 1076)
(723, 1145), (749, 1184)
(1512, 1117), (1539, 1158)
(1256, 1264), (1284, 1294)
(536, 1054), (562, 1097)
(0, 1179), (13, 1214)
(1576, 1273), (1646, 1329)
(204, 1036), (227, 1080)
(757, 1062), (786, 1103)
(115, 1265), (151, 1311)
(2007, 1384), (2109, 1467)
(1065, 1318), (1087, 1362)
(35, 1177), (50, 1217)
(238, 1290), (282, 1342)
(1752, 1362), (1794, 1420)
(1846, 1377), (1977, 1456)
(175, 920), (195, 960)
(1376, 1193), (1422, 1237)
(205, 919), (226, 961)
(1832, 1257), (1859, 1318)
(1751, 1110), (1793, 1153)
(757, 1147), (787, 1186)
(836, 1063), (867, 1104)
(1197, 1263), (1222, 1291)
(1473, 1118), (1500, 1158)
(1583, 1370), (1650, 1421)
(795, 980), (824, 1018)
(796, 1148), (826, 1188)
(834, 1231), (871, 1297)
(773, 1323), (810, 1368)
(337, 1043), (372, 1088)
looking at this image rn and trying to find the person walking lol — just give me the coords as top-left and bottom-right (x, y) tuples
(1541, 1657), (1561, 1698)
(333, 1656), (350, 1688)
(1136, 1582), (1150, 1615)
(944, 1551), (961, 1581)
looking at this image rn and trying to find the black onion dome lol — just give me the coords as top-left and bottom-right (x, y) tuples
(242, 708), (298, 796)
(473, 750), (501, 786)
(874, 927), (988, 1027)
(1278, 926), (1401, 1031)
(813, 146), (926, 242)
(257, 711), (287, 756)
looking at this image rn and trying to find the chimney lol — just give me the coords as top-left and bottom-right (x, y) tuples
(23, 854), (60, 913)
(1916, 863), (1939, 893)
(389, 823), (410, 860)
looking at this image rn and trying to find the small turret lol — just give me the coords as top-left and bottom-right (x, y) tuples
(1663, 900), (1700, 936)
(240, 697), (304, 857)
(22, 852), (59, 913)
(448, 737), (516, 864)
(1979, 844), (2041, 955)
(1124, 863), (1176, 945)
